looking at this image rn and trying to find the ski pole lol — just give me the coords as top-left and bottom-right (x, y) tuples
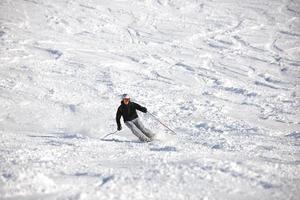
(101, 130), (118, 139)
(148, 112), (177, 135)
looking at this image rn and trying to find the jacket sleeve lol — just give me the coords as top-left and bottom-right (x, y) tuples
(116, 107), (122, 128)
(134, 103), (147, 113)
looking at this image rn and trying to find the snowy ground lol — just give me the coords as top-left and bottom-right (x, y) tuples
(1, 0), (300, 199)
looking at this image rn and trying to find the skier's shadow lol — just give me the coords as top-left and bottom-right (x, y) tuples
(100, 138), (142, 144)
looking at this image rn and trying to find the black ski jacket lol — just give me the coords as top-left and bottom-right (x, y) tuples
(116, 101), (147, 129)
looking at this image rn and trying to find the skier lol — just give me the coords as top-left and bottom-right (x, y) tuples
(116, 94), (155, 142)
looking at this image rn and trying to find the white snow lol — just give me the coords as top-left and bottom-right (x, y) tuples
(0, 0), (300, 199)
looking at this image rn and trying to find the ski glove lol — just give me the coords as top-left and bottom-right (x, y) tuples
(142, 107), (147, 113)
(117, 126), (122, 131)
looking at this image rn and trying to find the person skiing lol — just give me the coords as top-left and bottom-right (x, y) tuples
(116, 94), (155, 142)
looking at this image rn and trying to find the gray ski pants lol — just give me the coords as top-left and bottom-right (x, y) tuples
(125, 118), (155, 142)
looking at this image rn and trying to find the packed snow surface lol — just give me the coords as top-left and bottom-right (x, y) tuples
(1, 0), (300, 199)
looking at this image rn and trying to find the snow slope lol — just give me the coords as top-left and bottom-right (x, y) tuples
(1, 0), (300, 199)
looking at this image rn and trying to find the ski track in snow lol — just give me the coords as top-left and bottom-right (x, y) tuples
(0, 0), (300, 199)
